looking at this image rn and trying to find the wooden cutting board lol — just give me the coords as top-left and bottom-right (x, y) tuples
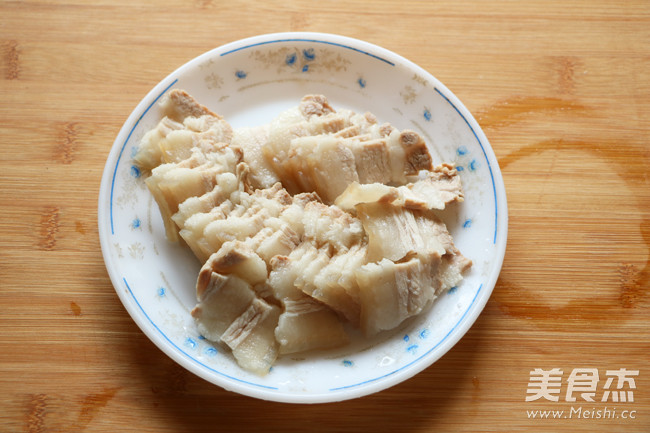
(1, 1), (648, 432)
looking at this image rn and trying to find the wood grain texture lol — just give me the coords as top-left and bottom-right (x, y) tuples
(1, 1), (648, 432)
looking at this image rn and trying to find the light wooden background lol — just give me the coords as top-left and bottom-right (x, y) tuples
(1, 1), (648, 432)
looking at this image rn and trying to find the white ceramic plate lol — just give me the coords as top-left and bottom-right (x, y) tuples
(98, 32), (507, 404)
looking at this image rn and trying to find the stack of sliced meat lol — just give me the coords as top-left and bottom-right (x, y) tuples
(134, 90), (471, 375)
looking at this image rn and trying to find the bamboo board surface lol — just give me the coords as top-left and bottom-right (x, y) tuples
(1, 1), (649, 432)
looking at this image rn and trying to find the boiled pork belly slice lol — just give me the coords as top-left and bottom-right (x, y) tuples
(164, 88), (222, 122)
(145, 162), (223, 242)
(202, 188), (290, 254)
(289, 128), (433, 200)
(406, 163), (464, 207)
(257, 94), (434, 202)
(277, 134), (360, 202)
(267, 255), (302, 302)
(274, 191), (321, 239)
(232, 125), (280, 190)
(316, 243), (367, 304)
(144, 145), (243, 242)
(263, 107), (349, 194)
(301, 201), (365, 252)
(278, 243), (327, 292)
(354, 202), (452, 262)
(436, 249), (473, 295)
(274, 242), (363, 326)
(133, 89), (232, 172)
(355, 254), (441, 336)
(391, 130), (433, 181)
(220, 298), (281, 376)
(178, 201), (236, 263)
(132, 117), (184, 172)
(180, 184), (299, 263)
(340, 127), (432, 186)
(268, 255), (349, 355)
(155, 118), (233, 166)
(347, 138), (393, 185)
(171, 171), (240, 231)
(202, 206), (270, 255)
(274, 298), (349, 355)
(303, 135), (362, 203)
(202, 240), (268, 286)
(236, 182), (293, 214)
(249, 225), (301, 264)
(307, 245), (367, 327)
(298, 94), (335, 117)
(191, 272), (256, 342)
(335, 163), (464, 212)
(261, 94), (376, 196)
(192, 263), (281, 375)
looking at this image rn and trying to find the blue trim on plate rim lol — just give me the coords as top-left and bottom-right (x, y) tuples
(106, 53), (500, 395)
(123, 277), (279, 390)
(329, 284), (483, 391)
(433, 87), (499, 244)
(110, 78), (179, 235)
(220, 38), (396, 67)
